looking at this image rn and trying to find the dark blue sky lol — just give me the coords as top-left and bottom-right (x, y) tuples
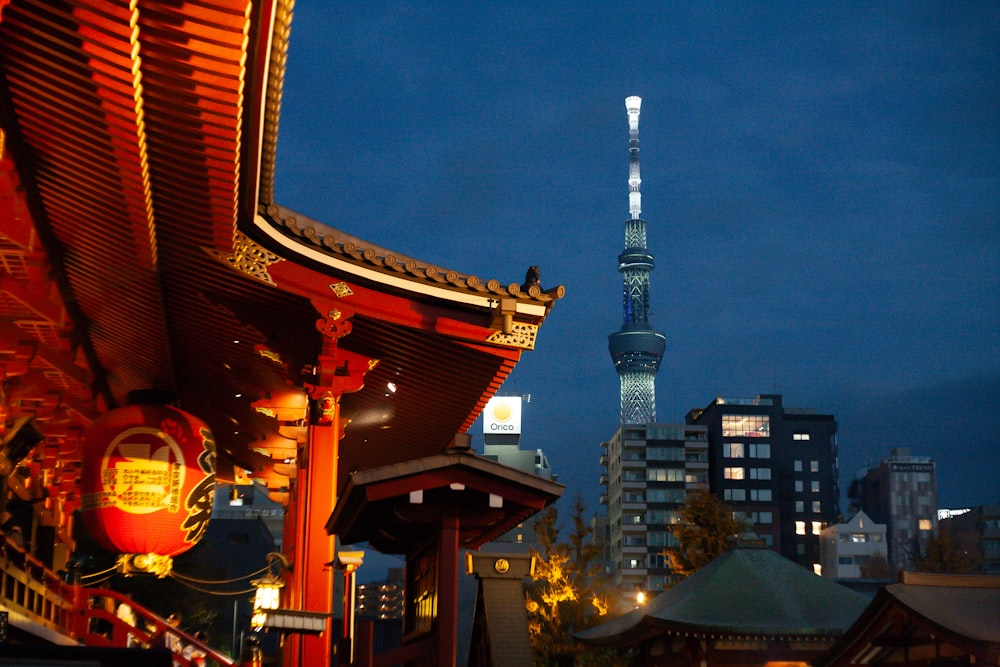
(275, 2), (999, 523)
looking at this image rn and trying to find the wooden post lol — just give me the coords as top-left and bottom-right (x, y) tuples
(436, 513), (460, 667)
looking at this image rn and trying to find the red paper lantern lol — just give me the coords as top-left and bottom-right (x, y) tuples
(80, 402), (215, 558)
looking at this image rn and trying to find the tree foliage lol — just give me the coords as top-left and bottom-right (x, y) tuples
(526, 497), (619, 667)
(915, 531), (971, 574)
(665, 490), (740, 578)
(859, 553), (895, 579)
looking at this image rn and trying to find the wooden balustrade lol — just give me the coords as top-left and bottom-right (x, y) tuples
(0, 536), (235, 666)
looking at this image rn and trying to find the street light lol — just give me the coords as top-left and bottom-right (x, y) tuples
(251, 574), (284, 628)
(251, 552), (287, 628)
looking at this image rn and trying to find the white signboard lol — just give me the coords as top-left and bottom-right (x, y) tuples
(483, 396), (522, 435)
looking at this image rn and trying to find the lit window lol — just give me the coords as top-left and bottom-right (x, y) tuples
(725, 443), (744, 458)
(810, 460), (819, 473)
(795, 521), (806, 535)
(851, 533), (867, 543)
(724, 467), (745, 480)
(794, 432), (810, 440)
(812, 521), (822, 535)
(723, 415), (770, 438)
(812, 500), (821, 513)
(811, 481), (820, 493)
(919, 519), (932, 531)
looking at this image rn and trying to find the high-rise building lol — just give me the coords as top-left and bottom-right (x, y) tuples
(607, 96), (666, 426)
(848, 447), (938, 570)
(600, 422), (709, 597)
(686, 394), (840, 570)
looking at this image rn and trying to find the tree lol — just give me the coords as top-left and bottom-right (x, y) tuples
(665, 490), (740, 578)
(915, 532), (971, 574)
(526, 497), (620, 667)
(859, 553), (895, 579)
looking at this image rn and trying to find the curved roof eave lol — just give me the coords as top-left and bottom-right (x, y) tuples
(250, 204), (564, 318)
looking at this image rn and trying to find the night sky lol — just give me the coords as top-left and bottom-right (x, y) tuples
(274, 1), (999, 537)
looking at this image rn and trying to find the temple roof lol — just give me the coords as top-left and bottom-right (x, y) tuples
(0, 0), (562, 513)
(327, 440), (564, 553)
(817, 572), (1000, 667)
(574, 547), (869, 646)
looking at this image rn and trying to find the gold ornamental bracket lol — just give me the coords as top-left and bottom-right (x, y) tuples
(204, 231), (284, 286)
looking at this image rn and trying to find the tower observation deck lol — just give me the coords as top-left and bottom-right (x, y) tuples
(608, 96), (665, 424)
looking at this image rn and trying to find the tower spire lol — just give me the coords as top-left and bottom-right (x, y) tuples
(608, 96), (665, 425)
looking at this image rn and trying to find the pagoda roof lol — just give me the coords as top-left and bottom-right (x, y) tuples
(0, 0), (562, 507)
(574, 547), (869, 647)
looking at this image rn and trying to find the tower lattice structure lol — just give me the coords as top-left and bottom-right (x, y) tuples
(608, 96), (665, 425)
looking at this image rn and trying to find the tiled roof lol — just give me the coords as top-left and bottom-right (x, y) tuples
(575, 547), (869, 645)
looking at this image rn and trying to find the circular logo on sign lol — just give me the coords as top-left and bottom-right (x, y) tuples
(100, 427), (185, 515)
(494, 558), (510, 574)
(492, 402), (512, 421)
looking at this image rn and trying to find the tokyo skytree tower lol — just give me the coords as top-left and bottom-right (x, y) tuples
(608, 96), (665, 424)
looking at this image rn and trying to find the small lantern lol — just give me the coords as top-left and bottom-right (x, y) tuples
(254, 575), (284, 611)
(251, 574), (284, 628)
(251, 552), (288, 628)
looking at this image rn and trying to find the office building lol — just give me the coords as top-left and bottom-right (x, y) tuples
(848, 447), (938, 570)
(687, 394), (840, 569)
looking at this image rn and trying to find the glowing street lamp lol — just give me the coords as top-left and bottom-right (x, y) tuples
(251, 574), (284, 628)
(251, 552), (288, 628)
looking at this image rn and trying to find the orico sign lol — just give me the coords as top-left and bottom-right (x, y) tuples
(483, 396), (522, 435)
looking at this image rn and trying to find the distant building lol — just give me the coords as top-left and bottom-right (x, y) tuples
(213, 481), (285, 549)
(848, 447), (937, 570)
(480, 395), (555, 550)
(599, 422), (709, 595)
(940, 503), (1000, 575)
(687, 394), (840, 570)
(819, 510), (888, 579)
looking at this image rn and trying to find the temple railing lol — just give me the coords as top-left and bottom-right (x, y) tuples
(0, 534), (76, 638)
(0, 536), (234, 666)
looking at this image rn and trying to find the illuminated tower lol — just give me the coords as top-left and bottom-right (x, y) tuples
(608, 96), (665, 424)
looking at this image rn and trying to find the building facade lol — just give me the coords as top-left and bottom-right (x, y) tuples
(600, 422), (709, 595)
(819, 510), (888, 579)
(848, 447), (938, 570)
(687, 394), (840, 570)
(939, 503), (1000, 575)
